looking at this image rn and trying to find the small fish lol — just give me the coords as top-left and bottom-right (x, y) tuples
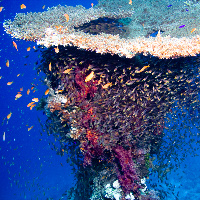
(15, 93), (22, 100)
(7, 81), (13, 85)
(12, 41), (18, 51)
(27, 47), (31, 51)
(167, 5), (172, 7)
(191, 28), (196, 33)
(32, 98), (39, 102)
(102, 82), (112, 89)
(91, 3), (94, 7)
(20, 87), (23, 91)
(179, 25), (185, 28)
(30, 104), (36, 110)
(64, 14), (69, 22)
(28, 126), (33, 131)
(27, 102), (35, 107)
(6, 60), (9, 67)
(2, 117), (5, 126)
(45, 88), (49, 95)
(167, 69), (172, 73)
(129, 0), (132, 5)
(125, 80), (135, 85)
(27, 89), (30, 95)
(0, 7), (4, 12)
(186, 79), (193, 83)
(98, 78), (102, 85)
(3, 132), (5, 141)
(7, 112), (12, 119)
(42, 5), (45, 9)
(17, 74), (20, 77)
(85, 71), (94, 82)
(63, 68), (72, 74)
(135, 64), (150, 73)
(20, 4), (26, 9)
(54, 47), (59, 53)
(57, 89), (63, 93)
(49, 62), (51, 71)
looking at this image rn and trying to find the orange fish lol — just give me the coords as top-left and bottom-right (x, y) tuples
(54, 47), (59, 53)
(63, 68), (72, 74)
(33, 46), (36, 49)
(15, 93), (22, 100)
(49, 62), (51, 71)
(135, 64), (150, 73)
(98, 78), (102, 85)
(85, 71), (94, 82)
(20, 87), (23, 91)
(64, 14), (69, 22)
(6, 60), (9, 67)
(31, 86), (34, 90)
(30, 104), (36, 110)
(12, 41), (18, 51)
(7, 112), (12, 120)
(91, 3), (94, 7)
(0, 7), (4, 12)
(7, 81), (13, 85)
(17, 74), (20, 77)
(45, 88), (49, 95)
(191, 28), (196, 33)
(167, 69), (172, 73)
(20, 4), (26, 9)
(27, 102), (35, 107)
(27, 89), (30, 95)
(57, 89), (63, 93)
(32, 98), (39, 102)
(28, 126), (33, 131)
(27, 47), (31, 51)
(129, 0), (132, 5)
(42, 5), (45, 9)
(102, 82), (112, 89)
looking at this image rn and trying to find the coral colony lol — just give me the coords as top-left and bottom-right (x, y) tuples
(3, 0), (200, 199)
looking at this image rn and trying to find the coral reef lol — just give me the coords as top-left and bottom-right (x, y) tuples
(3, 4), (133, 40)
(3, 1), (200, 59)
(35, 45), (200, 199)
(3, 0), (200, 199)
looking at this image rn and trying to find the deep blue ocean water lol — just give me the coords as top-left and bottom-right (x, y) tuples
(0, 0), (199, 200)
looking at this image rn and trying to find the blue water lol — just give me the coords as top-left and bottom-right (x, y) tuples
(0, 1), (97, 199)
(0, 0), (199, 200)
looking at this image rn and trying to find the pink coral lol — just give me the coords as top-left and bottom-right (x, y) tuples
(113, 145), (142, 197)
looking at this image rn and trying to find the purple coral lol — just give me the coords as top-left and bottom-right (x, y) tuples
(113, 145), (142, 198)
